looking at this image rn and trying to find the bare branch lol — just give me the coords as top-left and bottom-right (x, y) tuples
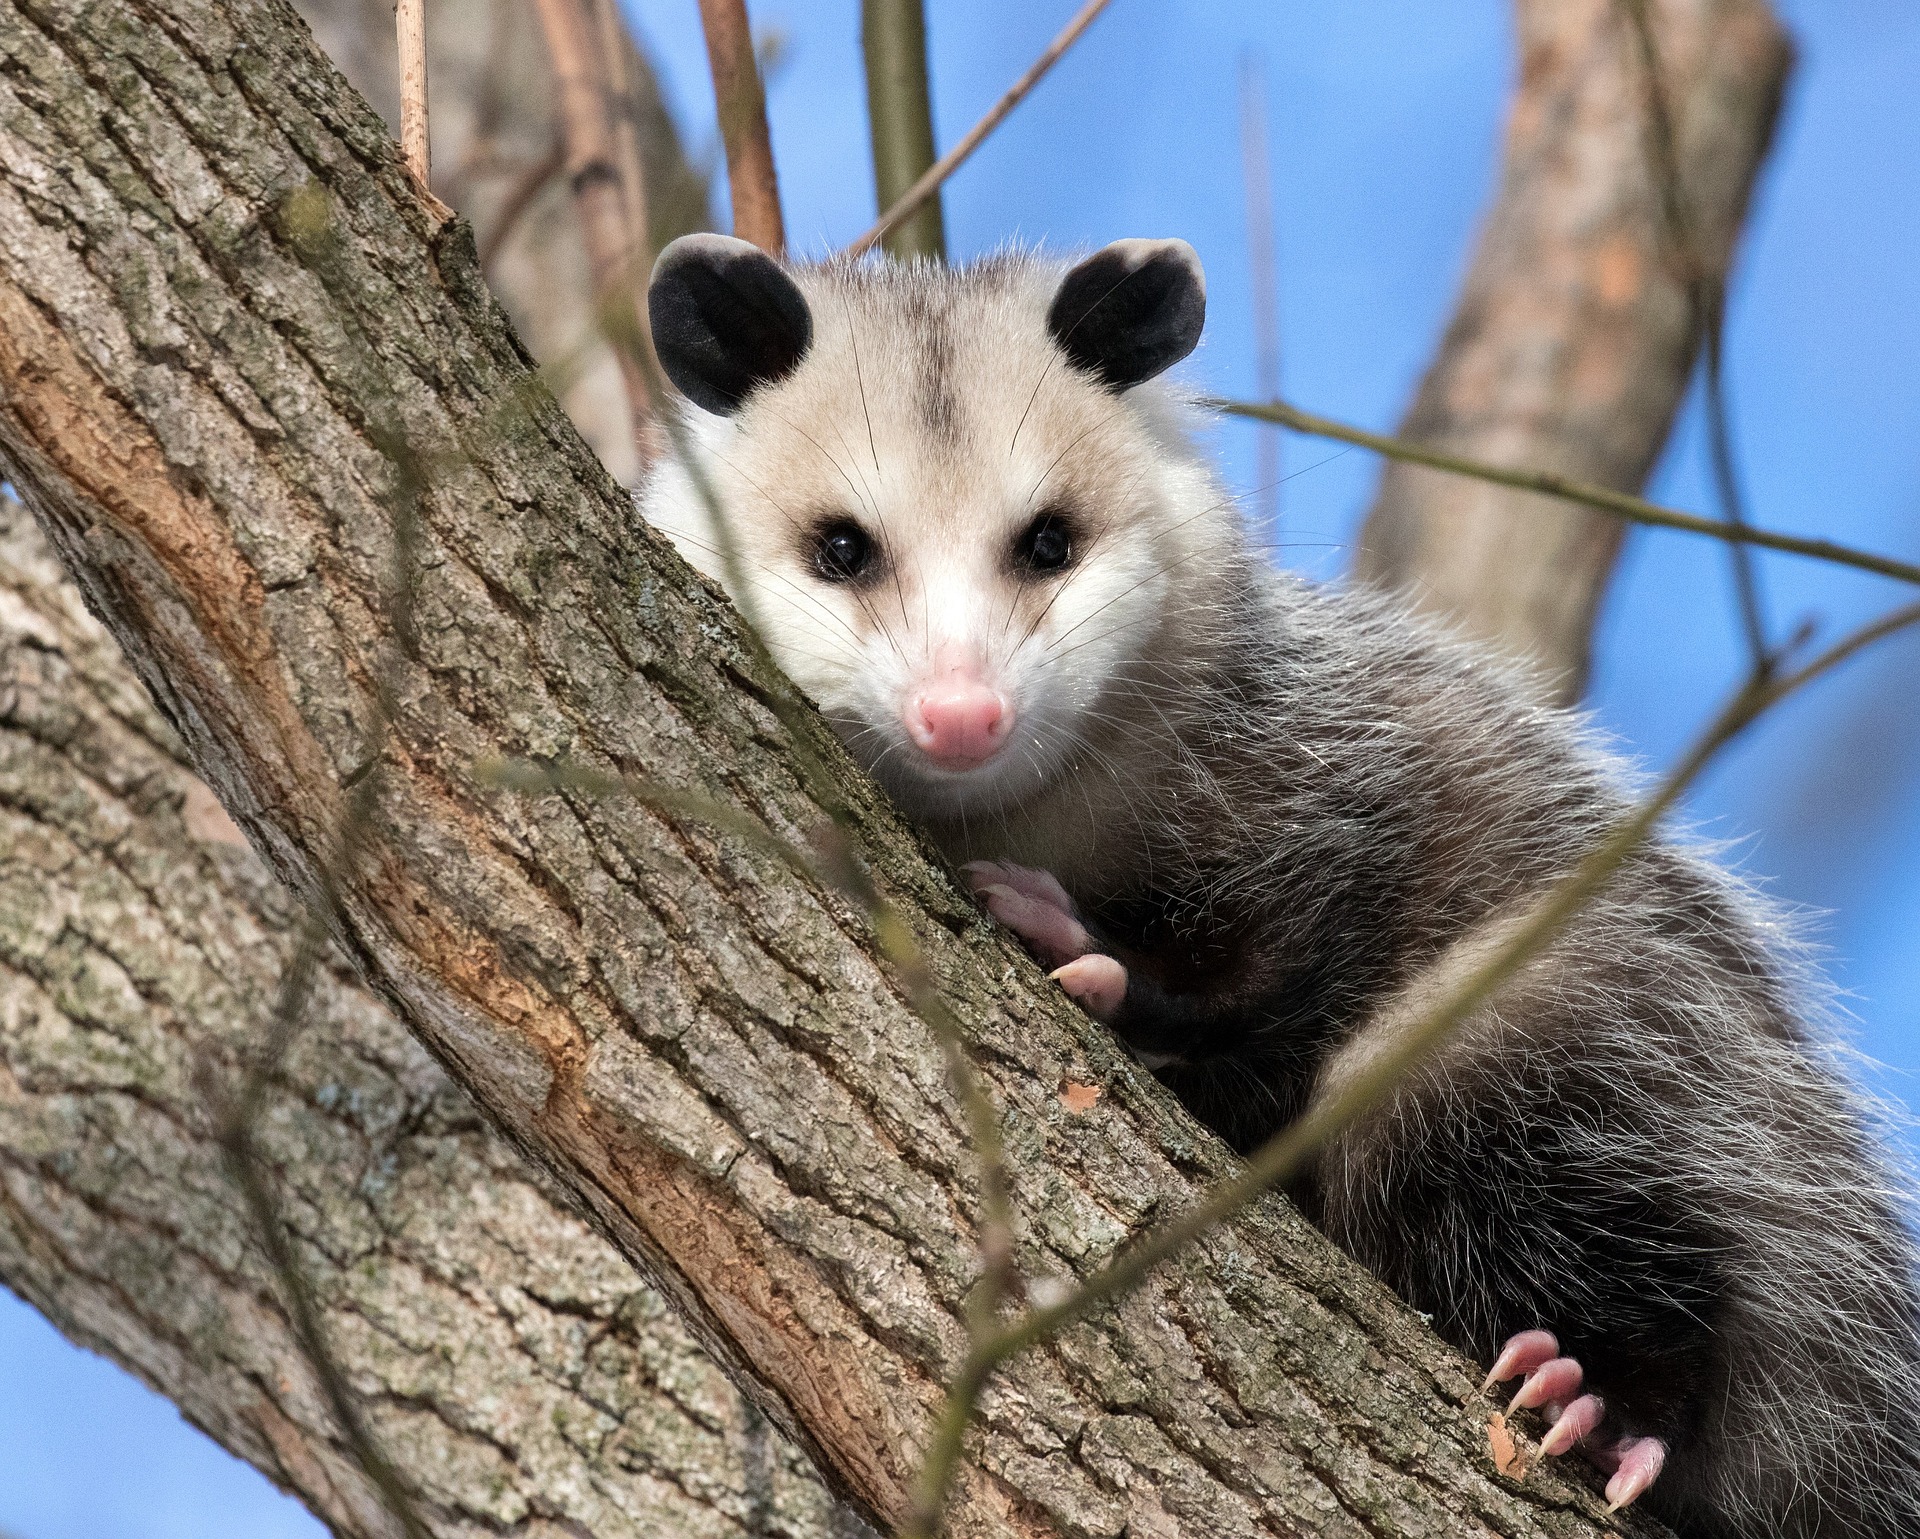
(395, 0), (429, 185)
(1353, 0), (1790, 699)
(860, 0), (945, 260)
(475, 138), (564, 275)
(1218, 397), (1920, 590)
(698, 0), (787, 253)
(844, 0), (1114, 262)
(530, 0), (661, 463)
(1239, 50), (1282, 538)
(206, 412), (435, 1539)
(1618, 0), (1769, 669)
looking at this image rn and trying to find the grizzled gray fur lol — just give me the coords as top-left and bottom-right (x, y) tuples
(639, 232), (1920, 1537)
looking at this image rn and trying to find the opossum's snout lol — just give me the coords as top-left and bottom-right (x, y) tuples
(903, 651), (1015, 771)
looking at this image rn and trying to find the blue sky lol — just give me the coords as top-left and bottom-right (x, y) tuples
(4, 1), (1917, 1532)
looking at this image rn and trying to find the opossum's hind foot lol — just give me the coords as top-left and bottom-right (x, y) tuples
(963, 862), (1128, 1023)
(1600, 1438), (1667, 1512)
(1485, 1330), (1668, 1510)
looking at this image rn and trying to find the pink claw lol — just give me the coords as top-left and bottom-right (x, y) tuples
(1539, 1393), (1606, 1458)
(974, 884), (1092, 968)
(1051, 954), (1128, 1023)
(962, 860), (1076, 914)
(1510, 1357), (1584, 1414)
(1606, 1436), (1667, 1511)
(1487, 1333), (1668, 1506)
(1484, 1330), (1560, 1392)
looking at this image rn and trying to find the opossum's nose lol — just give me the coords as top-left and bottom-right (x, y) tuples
(905, 670), (1014, 771)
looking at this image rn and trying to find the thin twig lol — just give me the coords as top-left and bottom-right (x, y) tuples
(1617, 0), (1769, 669)
(617, 356), (1022, 1524)
(214, 826), (430, 1539)
(897, 596), (1920, 1534)
(396, 0), (431, 187)
(1213, 397), (1920, 590)
(844, 0), (1115, 261)
(1238, 50), (1282, 538)
(484, 754), (1019, 1372)
(698, 0), (787, 253)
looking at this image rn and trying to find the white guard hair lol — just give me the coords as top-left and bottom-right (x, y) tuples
(639, 250), (1233, 829)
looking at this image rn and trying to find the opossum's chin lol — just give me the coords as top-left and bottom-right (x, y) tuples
(846, 729), (1063, 822)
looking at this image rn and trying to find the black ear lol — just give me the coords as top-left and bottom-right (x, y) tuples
(648, 234), (814, 415)
(1046, 238), (1206, 392)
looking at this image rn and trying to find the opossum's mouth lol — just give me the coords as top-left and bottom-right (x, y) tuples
(855, 729), (1067, 823)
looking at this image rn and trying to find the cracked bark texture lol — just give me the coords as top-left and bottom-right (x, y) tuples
(0, 0), (1672, 1534)
(1355, 0), (1790, 701)
(0, 499), (864, 1539)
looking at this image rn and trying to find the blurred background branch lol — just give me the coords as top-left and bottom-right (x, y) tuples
(1239, 51), (1283, 539)
(294, 0), (709, 484)
(1354, 0), (1791, 702)
(861, 0), (945, 260)
(699, 0), (788, 252)
(1617, 0), (1771, 670)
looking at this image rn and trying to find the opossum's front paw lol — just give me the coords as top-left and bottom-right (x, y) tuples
(963, 862), (1128, 1023)
(1486, 1330), (1668, 1510)
(1048, 954), (1128, 1023)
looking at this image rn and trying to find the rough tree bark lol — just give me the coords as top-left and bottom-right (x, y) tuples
(1355, 0), (1790, 701)
(0, 500), (862, 1539)
(0, 0), (1670, 1535)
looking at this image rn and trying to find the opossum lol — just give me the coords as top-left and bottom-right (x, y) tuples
(637, 231), (1920, 1537)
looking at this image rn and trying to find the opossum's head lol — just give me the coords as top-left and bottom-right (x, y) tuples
(642, 235), (1232, 821)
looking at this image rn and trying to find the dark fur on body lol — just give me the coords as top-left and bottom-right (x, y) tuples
(935, 559), (1920, 1538)
(639, 239), (1920, 1538)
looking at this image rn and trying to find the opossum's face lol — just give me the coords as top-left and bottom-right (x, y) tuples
(644, 236), (1222, 821)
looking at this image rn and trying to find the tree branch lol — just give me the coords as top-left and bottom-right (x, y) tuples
(529, 0), (663, 465)
(842, 0), (1113, 263)
(0, 0), (1670, 1532)
(395, 0), (429, 187)
(861, 0), (945, 260)
(1353, 0), (1791, 701)
(1218, 397), (1920, 589)
(0, 498), (861, 1539)
(698, 0), (786, 254)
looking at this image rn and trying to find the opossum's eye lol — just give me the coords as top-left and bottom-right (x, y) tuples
(1013, 511), (1074, 575)
(811, 520), (876, 583)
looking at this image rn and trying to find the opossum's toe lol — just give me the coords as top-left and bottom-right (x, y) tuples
(1051, 954), (1128, 1022)
(1484, 1329), (1561, 1392)
(1604, 1436), (1667, 1510)
(1539, 1393), (1605, 1458)
(1509, 1356), (1585, 1413)
(975, 884), (1092, 967)
(962, 860), (1077, 915)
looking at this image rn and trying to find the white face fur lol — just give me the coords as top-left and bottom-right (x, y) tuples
(640, 237), (1236, 825)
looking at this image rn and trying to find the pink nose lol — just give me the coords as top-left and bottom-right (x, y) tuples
(905, 674), (1013, 770)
